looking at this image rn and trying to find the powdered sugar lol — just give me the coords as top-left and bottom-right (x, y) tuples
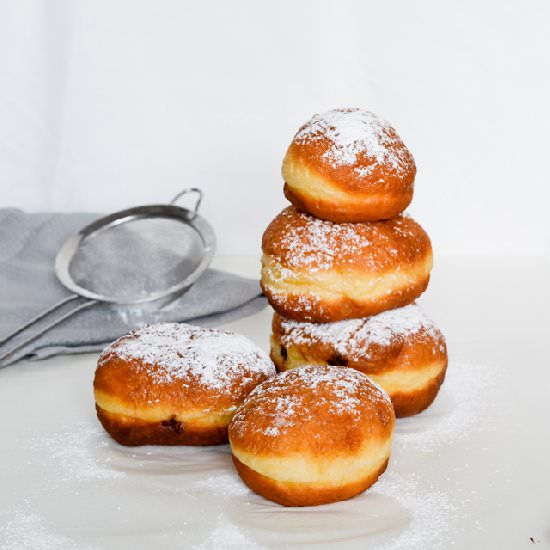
(28, 423), (125, 483)
(276, 208), (372, 272)
(98, 323), (275, 391)
(294, 108), (413, 177)
(193, 472), (251, 497)
(279, 304), (445, 359)
(6, 360), (497, 548)
(373, 471), (457, 550)
(193, 515), (265, 549)
(259, 364), (390, 407)
(0, 509), (99, 550)
(395, 362), (496, 452)
(265, 207), (422, 273)
(368, 363), (499, 548)
(231, 365), (391, 438)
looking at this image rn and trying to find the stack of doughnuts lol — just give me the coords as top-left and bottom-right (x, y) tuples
(233, 108), (448, 505)
(261, 108), (447, 415)
(93, 108), (448, 509)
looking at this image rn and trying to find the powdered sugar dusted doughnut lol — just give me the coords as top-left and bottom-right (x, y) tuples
(271, 305), (448, 417)
(282, 108), (415, 222)
(94, 323), (276, 446)
(228, 365), (395, 506)
(261, 206), (432, 323)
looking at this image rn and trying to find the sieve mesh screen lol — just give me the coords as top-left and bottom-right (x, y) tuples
(68, 217), (203, 302)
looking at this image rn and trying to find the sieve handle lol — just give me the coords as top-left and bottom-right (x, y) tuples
(0, 297), (98, 366)
(169, 187), (202, 219)
(0, 295), (80, 348)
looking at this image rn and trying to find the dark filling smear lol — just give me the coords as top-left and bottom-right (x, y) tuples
(161, 417), (184, 433)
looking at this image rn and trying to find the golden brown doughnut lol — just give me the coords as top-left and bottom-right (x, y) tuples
(282, 108), (415, 222)
(270, 305), (447, 417)
(261, 206), (432, 323)
(229, 365), (395, 506)
(94, 323), (275, 446)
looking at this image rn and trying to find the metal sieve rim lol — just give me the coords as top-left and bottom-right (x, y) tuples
(54, 204), (216, 304)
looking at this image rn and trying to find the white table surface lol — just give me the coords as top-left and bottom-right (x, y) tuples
(1, 255), (549, 550)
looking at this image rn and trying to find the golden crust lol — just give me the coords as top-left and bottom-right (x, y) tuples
(93, 323), (275, 446)
(232, 454), (389, 507)
(228, 365), (394, 506)
(96, 406), (229, 446)
(261, 268), (430, 323)
(282, 157), (413, 223)
(281, 108), (415, 222)
(261, 207), (432, 322)
(390, 366), (447, 417)
(270, 306), (448, 417)
(272, 345), (446, 418)
(229, 366), (394, 456)
(94, 354), (244, 420)
(262, 207), (430, 274)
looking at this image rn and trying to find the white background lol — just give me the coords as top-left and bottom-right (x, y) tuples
(1, 4), (549, 546)
(0, 0), (549, 257)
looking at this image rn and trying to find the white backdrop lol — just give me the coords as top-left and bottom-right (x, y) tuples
(0, 0), (548, 257)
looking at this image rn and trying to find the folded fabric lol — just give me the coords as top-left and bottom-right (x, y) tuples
(0, 209), (266, 366)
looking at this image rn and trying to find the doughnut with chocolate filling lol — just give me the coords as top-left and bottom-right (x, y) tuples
(94, 323), (276, 446)
(270, 305), (447, 417)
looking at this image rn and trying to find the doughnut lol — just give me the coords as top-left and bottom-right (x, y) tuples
(282, 108), (415, 222)
(94, 323), (276, 446)
(270, 305), (447, 417)
(229, 365), (395, 506)
(261, 206), (432, 323)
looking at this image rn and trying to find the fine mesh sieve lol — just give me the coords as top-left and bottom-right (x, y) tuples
(0, 188), (215, 364)
(66, 217), (204, 303)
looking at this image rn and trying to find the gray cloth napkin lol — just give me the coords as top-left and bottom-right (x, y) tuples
(0, 208), (266, 366)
